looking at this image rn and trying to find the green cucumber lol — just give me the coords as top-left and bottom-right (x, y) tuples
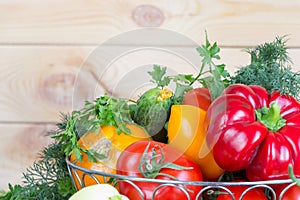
(133, 87), (172, 143)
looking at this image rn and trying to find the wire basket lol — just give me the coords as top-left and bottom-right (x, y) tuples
(66, 157), (297, 200)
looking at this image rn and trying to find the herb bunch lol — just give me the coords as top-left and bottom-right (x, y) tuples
(147, 32), (230, 104)
(231, 36), (300, 99)
(195, 32), (231, 100)
(0, 32), (230, 199)
(0, 94), (134, 199)
(54, 94), (134, 162)
(0, 116), (76, 200)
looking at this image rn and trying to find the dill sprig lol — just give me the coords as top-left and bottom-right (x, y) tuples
(0, 117), (76, 200)
(231, 36), (300, 99)
(19, 142), (76, 199)
(0, 94), (135, 199)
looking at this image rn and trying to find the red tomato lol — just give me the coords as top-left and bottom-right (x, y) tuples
(116, 140), (203, 200)
(216, 185), (268, 200)
(275, 184), (300, 200)
(183, 87), (211, 111)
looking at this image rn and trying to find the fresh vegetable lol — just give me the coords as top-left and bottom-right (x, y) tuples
(205, 83), (300, 181)
(69, 184), (129, 200)
(216, 185), (268, 200)
(1, 33), (229, 199)
(70, 124), (149, 189)
(180, 86), (225, 180)
(168, 105), (224, 180)
(0, 93), (146, 199)
(54, 94), (138, 163)
(116, 140), (203, 200)
(183, 87), (211, 111)
(131, 64), (195, 143)
(132, 32), (231, 143)
(132, 78), (173, 143)
(231, 36), (300, 100)
(274, 184), (300, 200)
(6, 33), (299, 200)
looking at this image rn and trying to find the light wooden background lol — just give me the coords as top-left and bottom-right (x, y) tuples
(1, 0), (300, 190)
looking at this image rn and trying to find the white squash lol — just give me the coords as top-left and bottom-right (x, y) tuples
(69, 184), (129, 200)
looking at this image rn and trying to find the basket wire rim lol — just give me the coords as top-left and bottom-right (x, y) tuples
(65, 157), (294, 186)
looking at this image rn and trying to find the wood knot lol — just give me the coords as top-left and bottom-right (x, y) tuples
(20, 125), (54, 155)
(132, 4), (164, 27)
(39, 72), (76, 107)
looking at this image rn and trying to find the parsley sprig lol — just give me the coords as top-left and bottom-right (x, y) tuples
(0, 96), (134, 199)
(148, 65), (171, 88)
(195, 32), (231, 100)
(54, 94), (134, 162)
(56, 32), (230, 164)
(146, 65), (193, 104)
(147, 32), (230, 103)
(79, 94), (133, 135)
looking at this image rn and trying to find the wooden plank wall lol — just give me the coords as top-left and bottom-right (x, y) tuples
(1, 0), (300, 190)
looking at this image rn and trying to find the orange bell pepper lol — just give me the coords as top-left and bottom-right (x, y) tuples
(70, 124), (149, 189)
(168, 105), (224, 180)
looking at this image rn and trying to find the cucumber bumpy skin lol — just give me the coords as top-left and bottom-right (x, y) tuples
(133, 88), (172, 143)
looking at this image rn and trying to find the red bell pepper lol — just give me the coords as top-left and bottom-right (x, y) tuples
(205, 84), (300, 181)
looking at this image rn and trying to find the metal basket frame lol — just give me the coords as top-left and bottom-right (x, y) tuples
(66, 158), (297, 200)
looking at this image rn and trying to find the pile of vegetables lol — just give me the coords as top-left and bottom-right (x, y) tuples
(1, 34), (300, 200)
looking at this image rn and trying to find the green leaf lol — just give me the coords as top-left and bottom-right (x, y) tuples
(196, 33), (221, 65)
(6, 141), (77, 199)
(57, 178), (75, 197)
(148, 65), (171, 88)
(197, 45), (212, 65)
(0, 184), (22, 200)
(172, 83), (193, 105)
(193, 32), (231, 99)
(173, 74), (194, 84)
(201, 76), (225, 100)
(210, 42), (221, 59)
(73, 148), (83, 162)
(231, 36), (300, 99)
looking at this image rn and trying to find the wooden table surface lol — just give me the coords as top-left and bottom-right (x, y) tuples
(1, 0), (300, 190)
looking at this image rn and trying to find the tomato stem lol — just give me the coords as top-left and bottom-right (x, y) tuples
(288, 164), (300, 186)
(138, 142), (193, 179)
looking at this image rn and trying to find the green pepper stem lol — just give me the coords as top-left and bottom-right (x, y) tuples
(255, 102), (286, 132)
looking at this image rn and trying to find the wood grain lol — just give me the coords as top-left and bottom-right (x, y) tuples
(0, 123), (54, 190)
(1, 0), (300, 193)
(0, 45), (300, 123)
(0, 0), (300, 47)
(0, 46), (98, 122)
